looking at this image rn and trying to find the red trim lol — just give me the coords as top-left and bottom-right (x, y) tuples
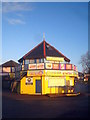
(45, 41), (70, 62)
(18, 40), (70, 63)
(43, 40), (46, 58)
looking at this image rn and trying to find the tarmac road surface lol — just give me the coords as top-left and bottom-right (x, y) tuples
(2, 90), (89, 119)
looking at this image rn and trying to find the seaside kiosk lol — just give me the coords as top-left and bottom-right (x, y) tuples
(18, 40), (78, 95)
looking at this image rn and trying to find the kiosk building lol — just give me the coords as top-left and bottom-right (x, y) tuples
(17, 40), (78, 95)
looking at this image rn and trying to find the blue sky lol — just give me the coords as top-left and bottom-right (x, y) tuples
(2, 2), (88, 72)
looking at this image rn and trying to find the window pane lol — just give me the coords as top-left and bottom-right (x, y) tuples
(25, 60), (30, 64)
(30, 59), (35, 64)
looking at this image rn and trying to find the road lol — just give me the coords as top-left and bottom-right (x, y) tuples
(2, 90), (89, 119)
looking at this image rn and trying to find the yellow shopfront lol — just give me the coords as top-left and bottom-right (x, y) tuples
(20, 70), (78, 95)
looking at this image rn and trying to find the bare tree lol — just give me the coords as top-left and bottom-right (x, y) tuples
(79, 51), (90, 73)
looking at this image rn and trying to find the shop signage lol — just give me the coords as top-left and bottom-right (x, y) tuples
(66, 64), (72, 70)
(72, 65), (77, 71)
(45, 70), (78, 77)
(26, 77), (33, 85)
(45, 63), (52, 69)
(45, 60), (54, 63)
(52, 64), (59, 69)
(60, 64), (65, 70)
(37, 63), (44, 69)
(27, 70), (44, 76)
(29, 64), (37, 69)
(46, 56), (64, 62)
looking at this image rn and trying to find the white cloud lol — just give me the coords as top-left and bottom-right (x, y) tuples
(7, 18), (26, 24)
(2, 2), (33, 13)
(2, 2), (33, 25)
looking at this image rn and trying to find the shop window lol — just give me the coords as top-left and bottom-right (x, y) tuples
(3, 67), (10, 73)
(48, 77), (65, 87)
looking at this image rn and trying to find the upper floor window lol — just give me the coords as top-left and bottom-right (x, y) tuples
(41, 58), (44, 63)
(36, 59), (40, 63)
(25, 60), (30, 64)
(30, 59), (35, 64)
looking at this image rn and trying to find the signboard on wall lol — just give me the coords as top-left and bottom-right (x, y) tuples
(45, 63), (52, 69)
(60, 64), (65, 70)
(52, 64), (59, 69)
(46, 56), (64, 62)
(28, 64), (37, 69)
(45, 70), (78, 77)
(27, 70), (44, 76)
(26, 77), (33, 85)
(72, 65), (77, 71)
(66, 64), (72, 70)
(29, 63), (44, 69)
(37, 63), (44, 69)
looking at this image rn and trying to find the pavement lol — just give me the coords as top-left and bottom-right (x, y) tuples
(47, 92), (81, 97)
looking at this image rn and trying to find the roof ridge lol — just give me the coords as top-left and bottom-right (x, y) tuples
(1, 60), (19, 67)
(18, 40), (70, 62)
(43, 40), (46, 58)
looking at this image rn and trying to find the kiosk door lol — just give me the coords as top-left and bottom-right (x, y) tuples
(36, 80), (41, 93)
